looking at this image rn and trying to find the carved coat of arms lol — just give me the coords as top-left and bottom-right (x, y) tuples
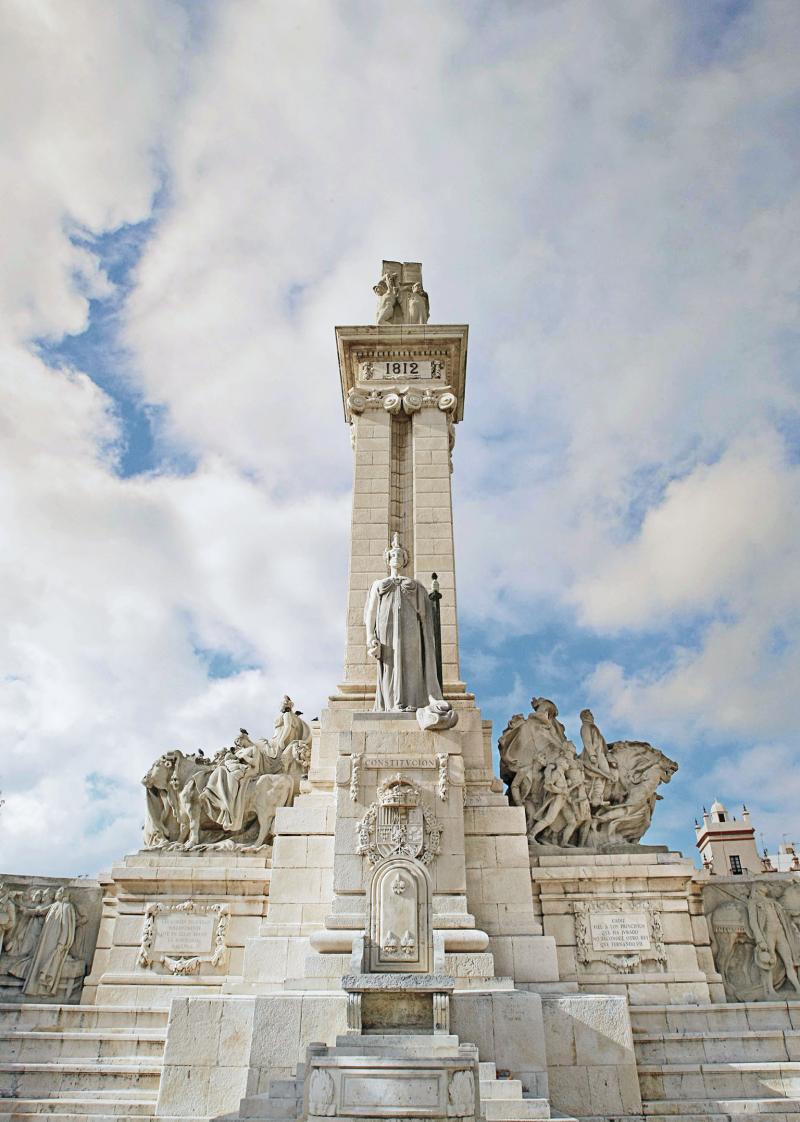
(356, 774), (441, 867)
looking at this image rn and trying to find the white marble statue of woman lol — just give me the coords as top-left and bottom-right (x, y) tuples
(364, 534), (455, 728)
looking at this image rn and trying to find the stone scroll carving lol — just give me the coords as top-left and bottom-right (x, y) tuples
(365, 534), (457, 731)
(356, 775), (442, 868)
(137, 899), (229, 975)
(373, 260), (429, 325)
(141, 695), (312, 851)
(0, 880), (100, 1003)
(704, 877), (800, 1001)
(499, 698), (677, 848)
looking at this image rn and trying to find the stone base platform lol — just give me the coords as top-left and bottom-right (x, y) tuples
(530, 851), (725, 1006)
(83, 851), (271, 1008)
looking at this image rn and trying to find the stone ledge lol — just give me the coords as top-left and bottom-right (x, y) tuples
(341, 972), (455, 992)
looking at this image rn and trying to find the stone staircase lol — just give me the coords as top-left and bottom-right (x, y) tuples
(234, 1035), (569, 1122)
(0, 1004), (167, 1121)
(630, 1001), (800, 1122)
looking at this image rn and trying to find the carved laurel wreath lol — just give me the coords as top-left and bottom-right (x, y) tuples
(137, 899), (230, 976)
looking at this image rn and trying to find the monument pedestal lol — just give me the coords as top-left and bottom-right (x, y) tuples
(82, 849), (271, 1008)
(530, 849), (725, 1006)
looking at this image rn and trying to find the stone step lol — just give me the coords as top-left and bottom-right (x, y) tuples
(630, 1001), (800, 1037)
(480, 1061), (498, 1080)
(264, 1079), (299, 1099)
(635, 1029), (800, 1065)
(637, 1060), (800, 1101)
(0, 1062), (161, 1097)
(332, 1033), (462, 1055)
(480, 1078), (524, 1099)
(0, 1097), (155, 1118)
(482, 1097), (552, 1121)
(644, 1099), (800, 1115)
(0, 1008), (168, 1033)
(236, 1094), (297, 1121)
(0, 1033), (166, 1062)
(0, 1115), (155, 1122)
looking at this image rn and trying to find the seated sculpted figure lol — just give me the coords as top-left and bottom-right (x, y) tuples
(365, 533), (456, 729)
(203, 730), (268, 833)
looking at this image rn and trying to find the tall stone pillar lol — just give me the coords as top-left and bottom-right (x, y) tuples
(333, 322), (470, 707)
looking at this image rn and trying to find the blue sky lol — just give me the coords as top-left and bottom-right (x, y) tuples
(1, 0), (799, 875)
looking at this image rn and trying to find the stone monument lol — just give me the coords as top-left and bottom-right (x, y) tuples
(2, 260), (798, 1122)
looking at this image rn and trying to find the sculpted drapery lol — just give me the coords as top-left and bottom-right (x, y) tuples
(364, 574), (443, 712)
(23, 889), (80, 997)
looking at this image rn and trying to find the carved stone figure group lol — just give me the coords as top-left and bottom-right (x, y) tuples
(142, 696), (312, 850)
(373, 270), (429, 325)
(705, 878), (800, 1001)
(498, 698), (677, 848)
(0, 884), (86, 1000)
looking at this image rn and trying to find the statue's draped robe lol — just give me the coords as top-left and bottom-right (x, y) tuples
(203, 741), (269, 833)
(23, 900), (76, 996)
(365, 576), (443, 712)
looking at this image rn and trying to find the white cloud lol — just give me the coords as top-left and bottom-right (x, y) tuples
(2, 1), (800, 870)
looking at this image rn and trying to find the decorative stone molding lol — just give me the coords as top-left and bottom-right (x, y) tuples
(355, 774), (442, 867)
(573, 899), (666, 974)
(137, 900), (229, 975)
(346, 384), (459, 421)
(436, 753), (448, 801)
(349, 752), (363, 802)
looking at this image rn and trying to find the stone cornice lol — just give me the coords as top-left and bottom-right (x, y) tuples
(335, 323), (468, 423)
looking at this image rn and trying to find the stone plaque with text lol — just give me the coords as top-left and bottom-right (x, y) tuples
(152, 911), (215, 955)
(589, 912), (651, 952)
(574, 899), (667, 973)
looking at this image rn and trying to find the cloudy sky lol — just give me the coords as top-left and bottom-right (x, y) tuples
(1, 0), (799, 876)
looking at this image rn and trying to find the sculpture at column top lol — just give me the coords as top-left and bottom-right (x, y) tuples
(373, 260), (430, 325)
(364, 533), (456, 729)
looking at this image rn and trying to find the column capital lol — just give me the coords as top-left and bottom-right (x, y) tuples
(335, 324), (469, 424)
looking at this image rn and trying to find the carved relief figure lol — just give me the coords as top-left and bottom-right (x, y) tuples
(365, 534), (455, 729)
(5, 888), (52, 957)
(406, 282), (429, 324)
(374, 271), (400, 324)
(23, 888), (85, 997)
(747, 882), (800, 998)
(0, 884), (96, 1002)
(499, 696), (677, 848)
(141, 696), (311, 850)
(706, 878), (800, 1001)
(0, 884), (17, 956)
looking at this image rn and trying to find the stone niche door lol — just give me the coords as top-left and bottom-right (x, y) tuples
(369, 857), (432, 973)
